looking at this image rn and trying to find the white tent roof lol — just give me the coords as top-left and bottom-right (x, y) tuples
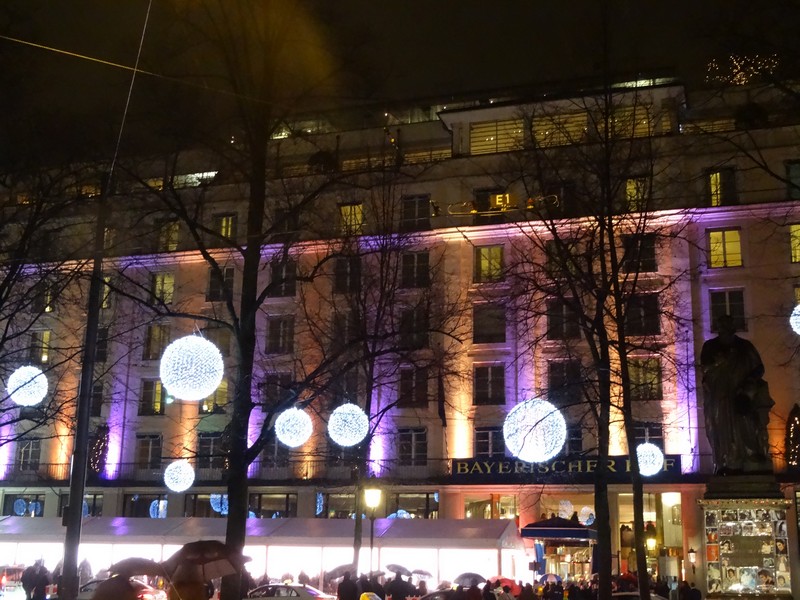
(0, 516), (523, 550)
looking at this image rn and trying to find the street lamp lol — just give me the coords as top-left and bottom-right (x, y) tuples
(688, 548), (697, 574)
(364, 487), (382, 573)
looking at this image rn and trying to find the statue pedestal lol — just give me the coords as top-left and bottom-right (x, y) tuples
(699, 478), (792, 599)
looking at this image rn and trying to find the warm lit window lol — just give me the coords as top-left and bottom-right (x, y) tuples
(29, 330), (51, 364)
(101, 275), (112, 309)
(151, 272), (175, 304)
(629, 356), (663, 400)
(790, 224), (800, 263)
(706, 168), (737, 207)
(213, 213), (237, 239)
(201, 379), (228, 414)
(398, 367), (428, 407)
(266, 316), (294, 354)
(708, 229), (742, 268)
(334, 256), (361, 294)
(143, 324), (170, 360)
(157, 220), (179, 252)
(33, 286), (55, 314)
(473, 303), (506, 344)
(339, 203), (364, 235)
(267, 260), (296, 297)
(625, 294), (661, 336)
(625, 177), (648, 211)
(140, 379), (166, 416)
(401, 251), (430, 288)
(474, 245), (504, 283)
(475, 427), (505, 458)
(470, 119), (524, 155)
(710, 289), (746, 332)
(135, 434), (162, 470)
(474, 364), (505, 405)
(546, 299), (580, 340)
(532, 112), (587, 147)
(207, 267), (235, 302)
(398, 427), (427, 466)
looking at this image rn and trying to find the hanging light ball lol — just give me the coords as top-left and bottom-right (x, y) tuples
(275, 407), (313, 448)
(503, 398), (566, 463)
(791, 305), (800, 335)
(558, 500), (574, 519)
(159, 335), (224, 401)
(7, 366), (48, 406)
(328, 403), (369, 447)
(636, 442), (665, 477)
(163, 459), (195, 492)
(210, 493), (229, 515)
(579, 506), (596, 526)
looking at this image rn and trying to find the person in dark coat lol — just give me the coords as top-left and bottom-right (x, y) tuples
(338, 572), (360, 600)
(465, 580), (482, 600)
(369, 576), (385, 600)
(31, 565), (50, 600)
(358, 575), (374, 595)
(21, 565), (37, 600)
(452, 585), (466, 600)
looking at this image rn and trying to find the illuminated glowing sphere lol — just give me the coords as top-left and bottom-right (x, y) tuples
(636, 442), (664, 477)
(275, 407), (313, 448)
(159, 335), (224, 401)
(558, 500), (574, 519)
(791, 305), (800, 335)
(503, 398), (566, 463)
(149, 499), (168, 519)
(7, 366), (48, 406)
(210, 493), (228, 515)
(328, 404), (369, 447)
(579, 506), (595, 525)
(163, 459), (195, 492)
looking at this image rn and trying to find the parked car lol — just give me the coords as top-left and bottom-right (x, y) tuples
(0, 567), (26, 599)
(248, 584), (335, 600)
(75, 578), (167, 600)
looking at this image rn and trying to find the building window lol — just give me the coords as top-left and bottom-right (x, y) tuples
(563, 424), (584, 456)
(621, 233), (657, 273)
(626, 294), (661, 336)
(101, 275), (112, 309)
(625, 177), (648, 211)
(3, 494), (45, 517)
(207, 267), (235, 302)
(339, 203), (364, 236)
(96, 327), (109, 362)
(123, 494), (167, 518)
(473, 303), (506, 344)
(249, 493), (298, 519)
(401, 251), (430, 288)
(273, 207), (299, 237)
(708, 229), (742, 268)
(399, 306), (428, 349)
(548, 360), (582, 406)
(200, 379), (228, 414)
(629, 356), (663, 401)
(135, 434), (162, 470)
(151, 272), (175, 304)
(213, 213), (237, 239)
(143, 323), (170, 360)
(15, 438), (41, 472)
(331, 311), (359, 350)
(203, 326), (231, 357)
(267, 260), (296, 297)
(330, 370), (359, 405)
(398, 427), (427, 466)
(474, 245), (504, 283)
(387, 492), (439, 519)
(266, 316), (294, 354)
(475, 426), (505, 458)
(29, 330), (51, 364)
(710, 289), (746, 332)
(334, 256), (361, 294)
(546, 299), (580, 340)
(400, 195), (431, 232)
(262, 373), (292, 407)
(633, 421), (664, 450)
(706, 167), (737, 207)
(197, 432), (225, 469)
(790, 224), (800, 263)
(398, 367), (428, 408)
(474, 364), (505, 405)
(157, 220), (179, 252)
(260, 436), (292, 469)
(59, 493), (102, 518)
(32, 285), (55, 314)
(786, 161), (800, 201)
(90, 381), (104, 417)
(327, 444), (360, 469)
(140, 380), (166, 415)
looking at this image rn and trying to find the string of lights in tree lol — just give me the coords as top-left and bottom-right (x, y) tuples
(274, 407), (313, 448)
(7, 365), (48, 406)
(328, 403), (369, 447)
(159, 335), (224, 401)
(89, 424), (110, 474)
(636, 442), (665, 477)
(785, 405), (800, 467)
(503, 398), (566, 463)
(163, 459), (195, 492)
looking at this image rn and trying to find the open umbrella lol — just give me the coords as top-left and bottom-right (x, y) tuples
(162, 540), (250, 581)
(386, 564), (412, 577)
(539, 574), (562, 584)
(454, 573), (486, 586)
(325, 564), (357, 581)
(412, 569), (433, 580)
(109, 558), (167, 578)
(492, 577), (521, 596)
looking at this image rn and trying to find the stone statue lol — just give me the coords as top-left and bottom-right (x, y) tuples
(700, 315), (774, 474)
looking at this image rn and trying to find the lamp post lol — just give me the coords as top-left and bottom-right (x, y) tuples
(364, 487), (382, 574)
(688, 548), (697, 574)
